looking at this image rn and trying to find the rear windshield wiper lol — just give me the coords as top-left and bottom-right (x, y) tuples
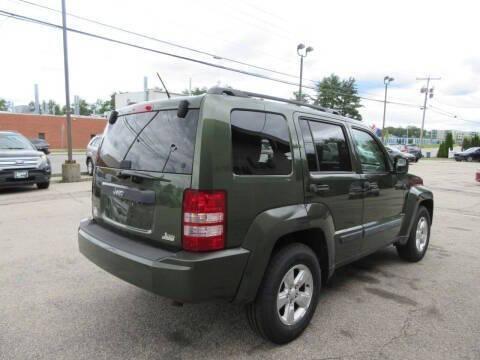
(117, 169), (171, 182)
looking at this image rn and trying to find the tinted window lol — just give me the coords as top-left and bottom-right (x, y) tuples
(125, 109), (198, 174)
(352, 129), (388, 173)
(301, 120), (352, 172)
(231, 110), (292, 175)
(98, 109), (199, 174)
(98, 112), (155, 169)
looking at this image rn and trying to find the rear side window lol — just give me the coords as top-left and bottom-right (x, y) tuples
(231, 110), (292, 175)
(300, 119), (352, 172)
(98, 109), (199, 174)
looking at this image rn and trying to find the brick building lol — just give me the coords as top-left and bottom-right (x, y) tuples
(0, 112), (106, 149)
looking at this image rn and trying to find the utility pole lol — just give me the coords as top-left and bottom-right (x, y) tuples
(34, 84), (40, 114)
(417, 76), (441, 147)
(381, 76), (394, 142)
(144, 76), (148, 101)
(61, 0), (80, 181)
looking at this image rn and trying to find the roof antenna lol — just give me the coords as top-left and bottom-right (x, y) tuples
(156, 72), (171, 99)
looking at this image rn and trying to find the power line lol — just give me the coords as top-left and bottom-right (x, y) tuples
(0, 9), (314, 89)
(0, 8), (426, 110)
(11, 0), (313, 83)
(428, 105), (480, 125)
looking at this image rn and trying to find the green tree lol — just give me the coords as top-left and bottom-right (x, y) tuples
(445, 132), (454, 151)
(90, 98), (113, 115)
(462, 137), (471, 151)
(437, 142), (447, 158)
(471, 134), (480, 147)
(78, 98), (92, 116)
(47, 100), (63, 115)
(182, 87), (208, 96)
(0, 98), (7, 111)
(314, 74), (362, 119)
(291, 91), (310, 103)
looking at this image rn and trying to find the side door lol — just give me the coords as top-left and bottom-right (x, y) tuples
(350, 127), (406, 252)
(296, 116), (364, 265)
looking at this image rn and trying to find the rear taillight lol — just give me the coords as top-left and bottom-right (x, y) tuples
(182, 189), (226, 252)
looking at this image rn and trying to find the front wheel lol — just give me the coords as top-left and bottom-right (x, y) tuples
(246, 243), (321, 344)
(467, 156), (473, 162)
(396, 206), (431, 262)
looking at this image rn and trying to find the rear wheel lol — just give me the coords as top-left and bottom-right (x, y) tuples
(87, 158), (94, 176)
(467, 156), (473, 162)
(396, 206), (431, 262)
(37, 181), (50, 190)
(246, 243), (321, 344)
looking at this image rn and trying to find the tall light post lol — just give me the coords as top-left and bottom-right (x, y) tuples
(297, 43), (313, 101)
(381, 76), (394, 142)
(61, 0), (80, 181)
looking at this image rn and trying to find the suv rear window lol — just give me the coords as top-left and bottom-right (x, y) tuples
(98, 109), (199, 174)
(231, 110), (292, 175)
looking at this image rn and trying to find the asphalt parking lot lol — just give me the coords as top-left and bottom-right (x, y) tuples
(1, 160), (479, 360)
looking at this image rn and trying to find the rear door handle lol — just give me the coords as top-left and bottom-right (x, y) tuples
(310, 184), (330, 193)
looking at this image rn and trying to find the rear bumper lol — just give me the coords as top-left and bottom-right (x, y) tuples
(78, 219), (250, 303)
(0, 168), (50, 187)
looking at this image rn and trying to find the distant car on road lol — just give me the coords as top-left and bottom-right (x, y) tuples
(0, 131), (51, 189)
(454, 147), (480, 162)
(86, 135), (102, 175)
(386, 146), (416, 163)
(397, 145), (422, 162)
(30, 138), (50, 154)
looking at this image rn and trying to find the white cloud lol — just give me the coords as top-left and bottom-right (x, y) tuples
(0, 0), (479, 130)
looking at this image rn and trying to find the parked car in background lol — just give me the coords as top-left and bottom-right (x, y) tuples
(0, 131), (51, 189)
(398, 145), (422, 162)
(30, 138), (50, 154)
(386, 146), (416, 163)
(454, 147), (480, 162)
(85, 135), (102, 175)
(78, 87), (434, 344)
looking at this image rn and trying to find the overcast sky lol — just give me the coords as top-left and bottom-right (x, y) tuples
(1, 0), (479, 131)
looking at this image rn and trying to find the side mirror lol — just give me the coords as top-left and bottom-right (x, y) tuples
(395, 157), (408, 174)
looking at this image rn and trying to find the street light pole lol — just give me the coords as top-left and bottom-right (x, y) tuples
(298, 55), (304, 100)
(297, 43), (313, 101)
(381, 76), (394, 142)
(61, 0), (72, 163)
(60, 0), (80, 182)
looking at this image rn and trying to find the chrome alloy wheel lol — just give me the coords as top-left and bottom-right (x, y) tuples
(415, 217), (429, 252)
(277, 264), (313, 326)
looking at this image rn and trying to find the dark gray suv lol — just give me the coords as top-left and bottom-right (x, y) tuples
(0, 131), (51, 189)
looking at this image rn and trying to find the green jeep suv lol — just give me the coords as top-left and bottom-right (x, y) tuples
(78, 87), (433, 344)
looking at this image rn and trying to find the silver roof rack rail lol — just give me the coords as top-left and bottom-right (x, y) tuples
(207, 86), (342, 116)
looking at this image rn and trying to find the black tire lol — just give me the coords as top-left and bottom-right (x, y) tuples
(246, 243), (321, 344)
(86, 158), (94, 176)
(396, 206), (431, 262)
(37, 181), (50, 190)
(467, 156), (473, 162)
